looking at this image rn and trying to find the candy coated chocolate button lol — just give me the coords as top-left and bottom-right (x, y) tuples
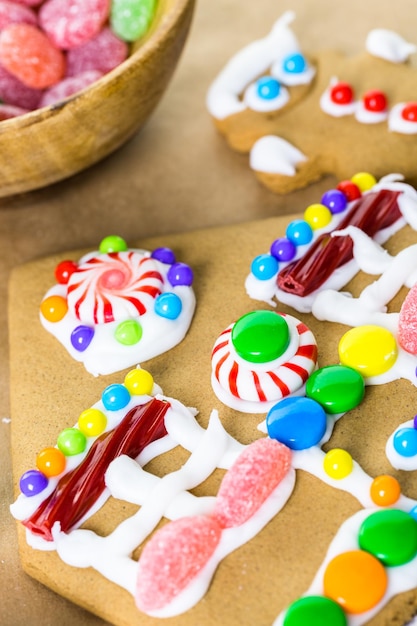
(323, 550), (387, 614)
(283, 595), (347, 626)
(306, 364), (364, 414)
(359, 509), (417, 566)
(339, 325), (397, 377)
(266, 396), (327, 450)
(231, 311), (290, 364)
(393, 427), (417, 457)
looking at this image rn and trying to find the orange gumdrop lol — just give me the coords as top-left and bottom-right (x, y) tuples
(0, 23), (65, 89)
(40, 295), (68, 322)
(370, 474), (401, 506)
(36, 447), (66, 477)
(323, 549), (387, 614)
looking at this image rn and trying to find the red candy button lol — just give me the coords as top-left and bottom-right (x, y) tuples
(363, 89), (387, 113)
(330, 81), (354, 105)
(402, 102), (417, 123)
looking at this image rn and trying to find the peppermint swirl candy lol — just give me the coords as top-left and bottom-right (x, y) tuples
(67, 251), (164, 325)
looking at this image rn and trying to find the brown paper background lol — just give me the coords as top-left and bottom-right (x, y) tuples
(2, 1), (417, 625)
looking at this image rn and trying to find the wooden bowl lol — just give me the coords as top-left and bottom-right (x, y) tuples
(0, 0), (195, 198)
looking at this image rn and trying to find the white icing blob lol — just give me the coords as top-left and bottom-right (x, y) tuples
(355, 100), (388, 124)
(388, 102), (417, 135)
(249, 135), (307, 175)
(243, 81), (290, 113)
(320, 77), (357, 117)
(366, 28), (417, 63)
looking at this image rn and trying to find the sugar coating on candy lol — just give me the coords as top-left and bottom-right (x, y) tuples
(111, 0), (157, 42)
(0, 102), (29, 120)
(0, 23), (65, 88)
(398, 282), (417, 354)
(0, 0), (37, 30)
(39, 0), (110, 50)
(0, 64), (42, 109)
(136, 516), (222, 612)
(213, 438), (292, 528)
(40, 70), (103, 107)
(66, 27), (128, 77)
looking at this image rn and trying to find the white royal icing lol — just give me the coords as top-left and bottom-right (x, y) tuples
(250, 135), (307, 176)
(366, 28), (417, 63)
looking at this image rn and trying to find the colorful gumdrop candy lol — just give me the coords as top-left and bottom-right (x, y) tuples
(213, 438), (292, 528)
(39, 0), (110, 49)
(0, 0), (37, 30)
(0, 64), (42, 109)
(398, 282), (417, 354)
(39, 70), (103, 107)
(0, 23), (65, 88)
(111, 0), (157, 42)
(66, 26), (128, 76)
(135, 515), (222, 612)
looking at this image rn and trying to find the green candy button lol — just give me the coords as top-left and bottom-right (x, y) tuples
(115, 320), (142, 345)
(305, 364), (365, 414)
(231, 311), (290, 364)
(283, 595), (347, 626)
(359, 509), (417, 566)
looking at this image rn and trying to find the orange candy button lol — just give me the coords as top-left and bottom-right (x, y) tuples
(40, 295), (68, 322)
(323, 549), (387, 614)
(370, 474), (401, 506)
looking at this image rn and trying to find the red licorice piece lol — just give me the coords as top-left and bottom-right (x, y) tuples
(23, 397), (169, 541)
(277, 189), (401, 297)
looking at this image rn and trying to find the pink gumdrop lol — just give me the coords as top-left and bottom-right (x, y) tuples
(66, 27), (129, 77)
(136, 516), (222, 612)
(213, 438), (292, 529)
(0, 23), (65, 89)
(0, 63), (42, 109)
(39, 0), (110, 50)
(0, 0), (37, 31)
(0, 102), (29, 120)
(398, 282), (417, 354)
(39, 70), (103, 107)
(12, 0), (43, 6)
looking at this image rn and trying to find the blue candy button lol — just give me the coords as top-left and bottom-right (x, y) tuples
(266, 396), (327, 450)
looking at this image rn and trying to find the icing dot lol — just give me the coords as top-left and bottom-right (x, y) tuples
(320, 189), (347, 214)
(303, 203), (332, 230)
(78, 408), (107, 437)
(338, 325), (397, 377)
(256, 76), (280, 100)
(124, 369), (154, 396)
(167, 262), (193, 287)
(351, 172), (377, 192)
(114, 319), (142, 345)
(102, 383), (131, 411)
(40, 295), (68, 322)
(286, 220), (313, 246)
(151, 247), (176, 265)
(363, 89), (387, 113)
(336, 180), (361, 201)
(70, 325), (94, 352)
(270, 237), (296, 262)
(266, 396), (327, 450)
(251, 254), (279, 280)
(57, 428), (87, 456)
(283, 595), (347, 626)
(231, 310), (290, 364)
(359, 509), (417, 566)
(323, 550), (387, 614)
(330, 81), (354, 105)
(154, 292), (183, 319)
(323, 448), (353, 480)
(393, 427), (417, 457)
(305, 364), (364, 414)
(401, 102), (417, 122)
(36, 446), (66, 477)
(282, 52), (307, 74)
(370, 474), (401, 506)
(19, 469), (48, 497)
(99, 235), (128, 253)
(54, 260), (77, 284)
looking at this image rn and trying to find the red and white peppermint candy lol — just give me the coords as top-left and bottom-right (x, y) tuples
(66, 251), (164, 325)
(211, 312), (317, 412)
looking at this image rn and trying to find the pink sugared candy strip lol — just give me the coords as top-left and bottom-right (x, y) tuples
(398, 282), (417, 354)
(0, 23), (65, 88)
(66, 27), (129, 77)
(39, 0), (110, 50)
(0, 0), (37, 30)
(136, 516), (222, 613)
(40, 70), (104, 107)
(213, 438), (292, 528)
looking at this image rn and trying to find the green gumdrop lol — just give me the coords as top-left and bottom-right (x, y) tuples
(99, 235), (128, 253)
(359, 509), (417, 566)
(57, 428), (87, 456)
(111, 0), (157, 42)
(305, 364), (364, 414)
(115, 319), (143, 345)
(283, 595), (347, 626)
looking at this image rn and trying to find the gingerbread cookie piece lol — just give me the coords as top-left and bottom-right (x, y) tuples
(39, 235), (196, 375)
(207, 12), (417, 193)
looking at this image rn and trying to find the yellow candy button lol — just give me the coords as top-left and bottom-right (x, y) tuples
(304, 203), (332, 230)
(323, 549), (387, 614)
(323, 448), (353, 480)
(351, 172), (377, 192)
(338, 325), (397, 377)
